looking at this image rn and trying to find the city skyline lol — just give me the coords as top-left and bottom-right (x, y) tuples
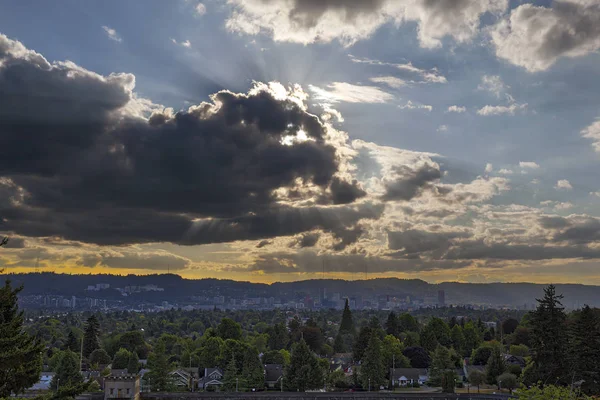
(1, 0), (600, 284)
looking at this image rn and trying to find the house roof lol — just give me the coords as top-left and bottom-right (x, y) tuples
(264, 364), (283, 383)
(390, 368), (428, 381)
(203, 367), (223, 377)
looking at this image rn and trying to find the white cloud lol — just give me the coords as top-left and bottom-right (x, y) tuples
(350, 56), (447, 84)
(485, 163), (493, 174)
(582, 119), (600, 153)
(171, 39), (192, 48)
(478, 75), (508, 98)
(554, 202), (574, 211)
(555, 179), (573, 190)
(102, 26), (122, 42)
(498, 168), (513, 175)
(369, 76), (407, 89)
(399, 101), (432, 112)
(437, 125), (448, 132)
(477, 103), (527, 116)
(591, 191), (600, 198)
(519, 161), (540, 169)
(196, 3), (207, 16)
(225, 0), (508, 48)
(447, 105), (466, 113)
(491, 0), (600, 72)
(309, 82), (394, 104)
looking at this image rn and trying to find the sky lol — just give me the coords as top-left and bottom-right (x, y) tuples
(1, 0), (600, 284)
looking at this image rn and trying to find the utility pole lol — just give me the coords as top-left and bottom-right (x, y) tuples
(80, 334), (84, 372)
(392, 354), (395, 390)
(281, 376), (283, 392)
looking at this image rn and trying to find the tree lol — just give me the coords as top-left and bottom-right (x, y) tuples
(50, 350), (83, 391)
(512, 326), (531, 347)
(222, 353), (239, 392)
(0, 279), (44, 397)
(64, 331), (79, 353)
(353, 326), (372, 362)
(402, 346), (430, 368)
(450, 325), (465, 355)
(127, 352), (139, 374)
(146, 341), (175, 392)
(530, 285), (568, 385)
(516, 384), (592, 399)
(425, 318), (452, 347)
(419, 326), (437, 352)
(266, 322), (289, 350)
(89, 349), (111, 365)
(82, 315), (100, 358)
(509, 344), (529, 357)
(497, 372), (517, 393)
(429, 346), (453, 386)
(286, 339), (322, 391)
(333, 333), (346, 353)
(242, 346), (264, 390)
(385, 312), (399, 337)
(302, 325), (324, 353)
(263, 350), (285, 365)
(382, 335), (409, 372)
(339, 299), (355, 335)
(198, 336), (223, 368)
(359, 332), (385, 390)
(112, 348), (132, 370)
(441, 370), (456, 393)
(502, 318), (519, 335)
(468, 369), (486, 393)
(217, 318), (243, 341)
(398, 313), (419, 333)
(471, 344), (493, 365)
(463, 322), (481, 357)
(569, 305), (600, 395)
(485, 345), (506, 387)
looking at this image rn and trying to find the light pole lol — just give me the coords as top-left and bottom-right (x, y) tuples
(368, 377), (371, 392)
(281, 376), (283, 392)
(236, 377), (238, 392)
(57, 378), (60, 391)
(499, 380), (502, 393)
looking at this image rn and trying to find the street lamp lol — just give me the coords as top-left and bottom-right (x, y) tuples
(236, 377), (238, 392)
(368, 377), (371, 392)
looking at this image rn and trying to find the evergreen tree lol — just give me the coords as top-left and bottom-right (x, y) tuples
(112, 348), (132, 370)
(441, 370), (456, 393)
(222, 353), (239, 391)
(429, 345), (453, 386)
(266, 322), (289, 350)
(64, 331), (79, 353)
(0, 279), (44, 397)
(242, 346), (264, 390)
(146, 341), (175, 392)
(339, 299), (355, 335)
(353, 326), (373, 361)
(333, 333), (346, 353)
(359, 332), (385, 390)
(463, 321), (481, 358)
(286, 339), (322, 391)
(50, 350), (83, 391)
(530, 285), (568, 385)
(419, 326), (438, 352)
(385, 312), (399, 337)
(82, 315), (100, 358)
(127, 352), (139, 374)
(569, 305), (600, 395)
(450, 325), (465, 355)
(486, 345), (506, 386)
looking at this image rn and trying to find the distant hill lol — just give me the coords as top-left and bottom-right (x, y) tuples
(2, 272), (599, 308)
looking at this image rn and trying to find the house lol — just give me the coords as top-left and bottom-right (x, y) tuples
(198, 368), (223, 390)
(389, 368), (429, 387)
(264, 364), (283, 389)
(170, 369), (193, 390)
(104, 374), (140, 400)
(504, 354), (526, 368)
(28, 372), (55, 391)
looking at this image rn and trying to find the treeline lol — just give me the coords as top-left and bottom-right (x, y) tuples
(2, 278), (600, 398)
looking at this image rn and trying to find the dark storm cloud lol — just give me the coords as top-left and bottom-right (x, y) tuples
(381, 164), (442, 201)
(329, 177), (367, 204)
(288, 232), (321, 248)
(388, 229), (471, 255)
(539, 216), (571, 229)
(79, 252), (190, 271)
(553, 218), (600, 244)
(443, 240), (600, 261)
(241, 251), (470, 275)
(0, 35), (374, 246)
